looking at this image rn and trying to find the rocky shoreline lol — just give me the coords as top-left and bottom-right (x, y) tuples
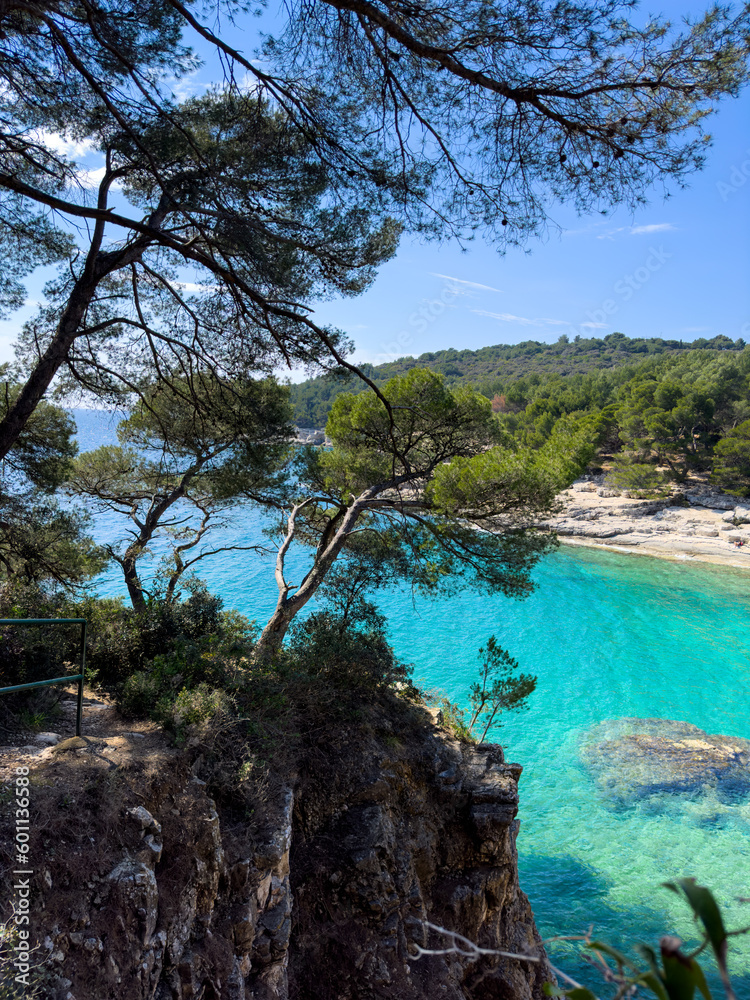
(547, 475), (750, 570)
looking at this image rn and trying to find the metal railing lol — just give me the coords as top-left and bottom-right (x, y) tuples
(0, 619), (87, 737)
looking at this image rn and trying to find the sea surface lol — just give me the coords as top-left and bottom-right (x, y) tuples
(74, 409), (750, 995)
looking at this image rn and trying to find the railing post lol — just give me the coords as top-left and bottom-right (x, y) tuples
(77, 620), (86, 738)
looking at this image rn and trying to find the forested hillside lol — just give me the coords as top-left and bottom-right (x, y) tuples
(290, 332), (746, 427)
(291, 335), (750, 497)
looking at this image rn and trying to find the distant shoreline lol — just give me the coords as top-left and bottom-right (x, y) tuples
(557, 534), (750, 571)
(548, 477), (750, 572)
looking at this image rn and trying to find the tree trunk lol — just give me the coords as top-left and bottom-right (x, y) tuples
(254, 490), (378, 661)
(0, 187), (169, 462)
(255, 603), (298, 660)
(122, 556), (147, 613)
(0, 278), (98, 461)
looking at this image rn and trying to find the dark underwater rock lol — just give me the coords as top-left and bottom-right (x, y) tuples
(579, 717), (750, 805)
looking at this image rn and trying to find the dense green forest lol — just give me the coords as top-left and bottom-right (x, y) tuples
(290, 332), (747, 427)
(291, 335), (750, 497)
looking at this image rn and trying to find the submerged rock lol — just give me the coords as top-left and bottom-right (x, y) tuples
(579, 718), (750, 806)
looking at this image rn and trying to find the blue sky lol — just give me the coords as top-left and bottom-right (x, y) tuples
(1, 0), (748, 373)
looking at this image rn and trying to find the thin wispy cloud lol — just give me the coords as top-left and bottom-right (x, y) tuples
(472, 309), (569, 328)
(581, 321), (609, 329)
(597, 222), (676, 240)
(431, 273), (503, 293)
(630, 223), (675, 235)
(167, 69), (211, 103)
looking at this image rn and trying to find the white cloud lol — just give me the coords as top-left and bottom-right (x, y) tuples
(76, 166), (108, 189)
(580, 321), (609, 329)
(472, 309), (569, 327)
(630, 223), (675, 235)
(37, 131), (97, 159)
(473, 310), (535, 324)
(431, 273), (503, 293)
(166, 68), (211, 102)
(596, 227), (627, 241)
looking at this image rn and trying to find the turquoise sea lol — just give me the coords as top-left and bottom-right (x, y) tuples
(74, 410), (750, 995)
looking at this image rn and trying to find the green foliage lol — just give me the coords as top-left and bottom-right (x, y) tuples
(428, 695), (474, 741)
(0, 499), (108, 588)
(0, 384), (106, 589)
(549, 880), (748, 1000)
(0, 580), (254, 694)
(711, 420), (750, 497)
(286, 598), (412, 692)
(290, 337), (749, 428)
(467, 636), (536, 743)
(170, 684), (235, 732)
(66, 375), (293, 608)
(292, 344), (750, 504)
(0, 378), (78, 492)
(323, 367), (498, 493)
(606, 458), (672, 499)
(259, 366), (588, 656)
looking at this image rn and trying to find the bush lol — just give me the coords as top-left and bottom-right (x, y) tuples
(712, 418), (750, 496)
(118, 636), (254, 720)
(171, 684), (234, 730)
(606, 458), (671, 498)
(286, 599), (411, 691)
(0, 580), (256, 733)
(118, 670), (161, 718)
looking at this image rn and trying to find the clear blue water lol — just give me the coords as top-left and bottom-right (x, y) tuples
(73, 410), (750, 994)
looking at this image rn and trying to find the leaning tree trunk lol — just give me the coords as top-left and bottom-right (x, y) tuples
(254, 492), (376, 661)
(255, 603), (298, 660)
(122, 556), (147, 613)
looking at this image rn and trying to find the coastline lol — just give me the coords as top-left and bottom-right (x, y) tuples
(548, 476), (750, 572)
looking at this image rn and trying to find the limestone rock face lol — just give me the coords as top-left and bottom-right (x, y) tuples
(25, 715), (551, 1000)
(580, 718), (750, 807)
(288, 742), (550, 1000)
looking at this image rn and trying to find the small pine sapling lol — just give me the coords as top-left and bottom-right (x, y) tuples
(467, 636), (536, 743)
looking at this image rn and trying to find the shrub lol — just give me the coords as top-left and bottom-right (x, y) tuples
(286, 600), (411, 691)
(712, 418), (750, 496)
(606, 458), (671, 498)
(170, 684), (234, 731)
(118, 670), (161, 718)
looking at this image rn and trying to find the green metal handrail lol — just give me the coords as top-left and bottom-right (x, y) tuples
(0, 619), (87, 737)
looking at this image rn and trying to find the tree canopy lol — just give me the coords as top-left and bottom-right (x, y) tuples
(0, 373), (105, 586)
(66, 374), (292, 608)
(289, 333), (749, 427)
(291, 340), (750, 493)
(256, 368), (597, 655)
(0, 0), (749, 460)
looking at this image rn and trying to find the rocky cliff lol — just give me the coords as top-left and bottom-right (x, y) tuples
(3, 699), (552, 1000)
